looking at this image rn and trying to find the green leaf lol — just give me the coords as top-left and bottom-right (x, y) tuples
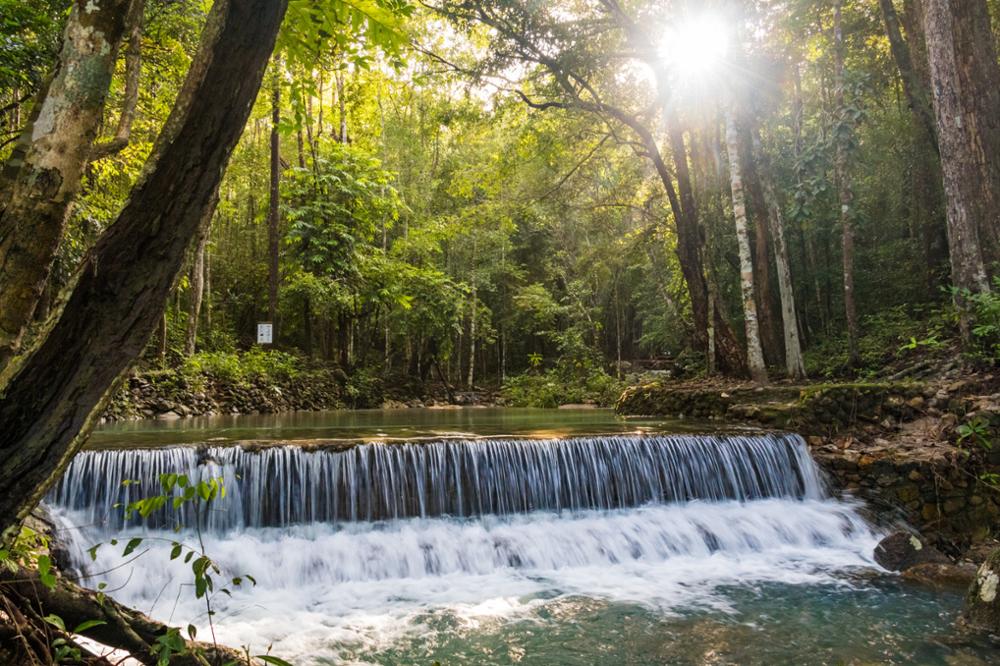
(256, 656), (295, 666)
(72, 619), (107, 633)
(43, 614), (66, 631)
(123, 537), (143, 556)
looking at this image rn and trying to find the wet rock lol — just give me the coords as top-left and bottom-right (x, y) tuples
(962, 548), (1000, 633)
(901, 562), (977, 589)
(873, 531), (950, 572)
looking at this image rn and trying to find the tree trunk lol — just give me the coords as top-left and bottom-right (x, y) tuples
(879, 0), (938, 152)
(0, 0), (288, 542)
(467, 284), (477, 389)
(834, 0), (862, 368)
(922, 0), (992, 331)
(0, 0), (130, 375)
(951, 0), (1000, 268)
(724, 109), (768, 384)
(740, 119), (785, 367)
(90, 0), (147, 162)
(663, 113), (747, 376)
(184, 219), (211, 356)
(753, 130), (807, 379)
(267, 67), (280, 325)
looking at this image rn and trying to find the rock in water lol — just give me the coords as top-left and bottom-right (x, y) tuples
(962, 548), (1000, 633)
(873, 531), (950, 571)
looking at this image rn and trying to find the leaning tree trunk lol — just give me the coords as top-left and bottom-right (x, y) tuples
(0, 0), (130, 376)
(922, 0), (991, 336)
(90, 0), (146, 162)
(724, 109), (768, 384)
(0, 0), (288, 543)
(833, 0), (861, 369)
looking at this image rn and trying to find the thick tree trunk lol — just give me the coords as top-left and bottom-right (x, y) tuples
(0, 0), (130, 375)
(0, 0), (288, 542)
(753, 131), (807, 379)
(267, 69), (280, 325)
(950, 0), (1000, 268)
(834, 0), (861, 368)
(724, 110), (768, 384)
(922, 0), (992, 332)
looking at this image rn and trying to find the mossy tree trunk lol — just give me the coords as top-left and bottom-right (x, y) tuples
(0, 0), (131, 375)
(0, 0), (288, 542)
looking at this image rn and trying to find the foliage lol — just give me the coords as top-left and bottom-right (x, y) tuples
(181, 349), (303, 385)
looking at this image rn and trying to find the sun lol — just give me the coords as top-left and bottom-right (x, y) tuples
(660, 13), (731, 84)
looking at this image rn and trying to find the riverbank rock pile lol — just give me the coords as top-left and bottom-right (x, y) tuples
(103, 368), (355, 421)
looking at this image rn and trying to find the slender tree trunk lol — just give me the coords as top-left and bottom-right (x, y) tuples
(753, 131), (807, 379)
(740, 119), (785, 367)
(834, 0), (861, 368)
(467, 286), (477, 389)
(879, 0), (938, 152)
(0, 0), (287, 542)
(90, 0), (146, 161)
(922, 0), (992, 334)
(724, 109), (768, 383)
(337, 69), (347, 144)
(267, 68), (280, 326)
(0, 0), (130, 374)
(664, 113), (747, 375)
(184, 219), (211, 356)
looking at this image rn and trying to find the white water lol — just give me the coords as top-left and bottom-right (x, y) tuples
(50, 434), (885, 664)
(57, 498), (881, 663)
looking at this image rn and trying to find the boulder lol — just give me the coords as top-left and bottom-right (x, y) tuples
(900, 562), (977, 589)
(962, 547), (1000, 633)
(873, 531), (950, 571)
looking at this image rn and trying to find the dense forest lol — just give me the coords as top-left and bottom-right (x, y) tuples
(4, 0), (998, 413)
(1, 0), (1000, 660)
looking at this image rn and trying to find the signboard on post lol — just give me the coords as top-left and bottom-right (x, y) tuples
(257, 322), (273, 345)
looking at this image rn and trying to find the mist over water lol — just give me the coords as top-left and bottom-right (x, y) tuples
(48, 433), (983, 664)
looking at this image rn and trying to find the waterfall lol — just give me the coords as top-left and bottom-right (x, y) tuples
(49, 433), (823, 533)
(49, 432), (882, 663)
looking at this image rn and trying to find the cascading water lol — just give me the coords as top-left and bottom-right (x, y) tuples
(49, 433), (892, 664)
(50, 433), (822, 531)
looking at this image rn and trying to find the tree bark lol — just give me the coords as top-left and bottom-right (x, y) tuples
(834, 0), (861, 368)
(0, 0), (288, 542)
(922, 0), (992, 332)
(0, 0), (130, 375)
(950, 0), (1000, 268)
(753, 130), (807, 379)
(724, 109), (768, 384)
(184, 217), (212, 356)
(90, 0), (147, 162)
(267, 67), (280, 326)
(879, 0), (938, 152)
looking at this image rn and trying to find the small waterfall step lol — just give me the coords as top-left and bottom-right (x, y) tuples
(49, 433), (824, 533)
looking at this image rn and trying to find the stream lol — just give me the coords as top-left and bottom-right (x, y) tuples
(49, 409), (996, 664)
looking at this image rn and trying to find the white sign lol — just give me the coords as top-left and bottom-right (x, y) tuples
(257, 322), (273, 344)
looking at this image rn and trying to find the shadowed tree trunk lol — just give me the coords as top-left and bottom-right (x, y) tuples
(833, 0), (861, 368)
(950, 0), (1000, 268)
(0, 0), (288, 542)
(90, 0), (146, 162)
(724, 109), (768, 384)
(184, 214), (213, 356)
(0, 0), (130, 375)
(268, 66), (281, 327)
(922, 0), (992, 335)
